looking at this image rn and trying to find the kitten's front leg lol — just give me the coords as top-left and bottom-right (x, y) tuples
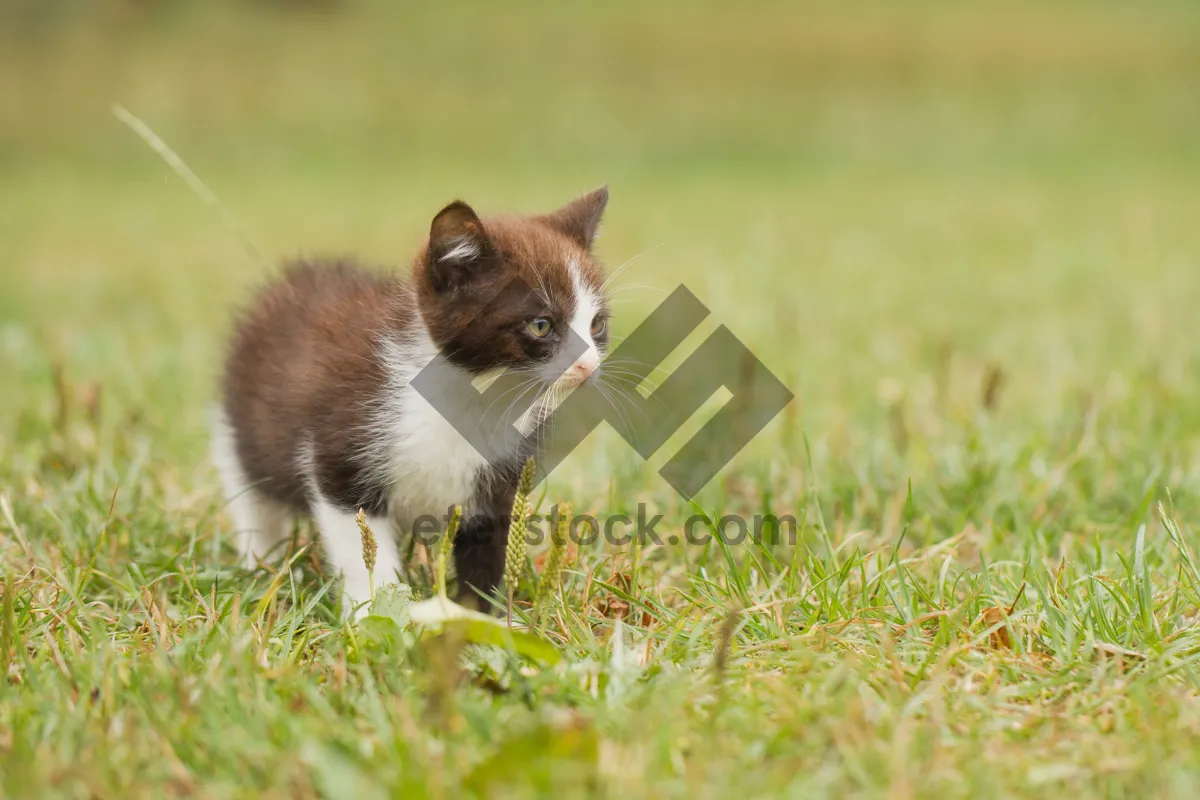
(453, 480), (517, 612)
(312, 497), (403, 621)
(453, 514), (507, 612)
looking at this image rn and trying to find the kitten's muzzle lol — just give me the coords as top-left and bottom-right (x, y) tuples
(564, 350), (599, 385)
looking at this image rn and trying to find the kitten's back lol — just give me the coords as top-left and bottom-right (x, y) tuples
(220, 261), (411, 510)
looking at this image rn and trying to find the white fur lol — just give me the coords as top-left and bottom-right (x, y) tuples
(211, 408), (292, 568)
(437, 238), (480, 264)
(311, 495), (402, 620)
(518, 256), (605, 430)
(365, 315), (497, 527)
(565, 256), (602, 377)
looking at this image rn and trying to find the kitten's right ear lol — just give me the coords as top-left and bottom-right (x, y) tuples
(427, 201), (495, 292)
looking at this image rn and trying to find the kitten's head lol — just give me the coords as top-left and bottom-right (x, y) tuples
(413, 187), (611, 389)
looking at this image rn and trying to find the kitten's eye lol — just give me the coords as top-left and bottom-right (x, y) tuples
(590, 316), (606, 337)
(526, 317), (553, 338)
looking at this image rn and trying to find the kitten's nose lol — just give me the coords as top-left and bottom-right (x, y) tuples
(568, 351), (599, 382)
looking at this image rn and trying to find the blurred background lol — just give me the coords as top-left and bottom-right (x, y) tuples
(2, 0), (1200, 517)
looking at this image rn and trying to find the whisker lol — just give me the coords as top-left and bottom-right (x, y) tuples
(600, 357), (674, 382)
(481, 376), (544, 425)
(605, 283), (670, 297)
(601, 241), (668, 294)
(596, 372), (673, 417)
(600, 367), (662, 389)
(489, 379), (548, 441)
(594, 380), (640, 440)
(599, 373), (667, 417)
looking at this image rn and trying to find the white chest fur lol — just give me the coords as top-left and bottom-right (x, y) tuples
(367, 326), (503, 528)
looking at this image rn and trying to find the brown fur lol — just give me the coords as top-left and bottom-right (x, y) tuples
(222, 261), (406, 514)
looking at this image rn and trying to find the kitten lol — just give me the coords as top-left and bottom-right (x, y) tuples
(211, 188), (611, 618)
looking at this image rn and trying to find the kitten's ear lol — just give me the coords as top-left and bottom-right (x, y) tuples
(427, 201), (496, 292)
(538, 185), (609, 250)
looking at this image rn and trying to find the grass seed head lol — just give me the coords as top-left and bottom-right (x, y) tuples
(356, 508), (377, 575)
(436, 505), (462, 598)
(504, 457), (536, 591)
(535, 502), (571, 613)
(504, 493), (529, 591)
(517, 455), (536, 498)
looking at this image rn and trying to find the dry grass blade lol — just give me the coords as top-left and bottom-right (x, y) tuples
(110, 103), (269, 270)
(978, 583), (1026, 650)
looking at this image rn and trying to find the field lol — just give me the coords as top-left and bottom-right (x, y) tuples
(4, 1), (1200, 796)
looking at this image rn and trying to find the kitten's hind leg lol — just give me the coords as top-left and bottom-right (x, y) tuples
(227, 489), (292, 568)
(211, 411), (292, 568)
(312, 496), (403, 621)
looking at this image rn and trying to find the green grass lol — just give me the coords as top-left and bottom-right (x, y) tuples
(5, 1), (1200, 796)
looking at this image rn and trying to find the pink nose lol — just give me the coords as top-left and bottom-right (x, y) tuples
(570, 352), (599, 380)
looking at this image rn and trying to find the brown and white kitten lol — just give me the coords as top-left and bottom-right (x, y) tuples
(211, 188), (611, 618)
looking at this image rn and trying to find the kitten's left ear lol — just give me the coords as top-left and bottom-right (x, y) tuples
(427, 200), (496, 292)
(538, 185), (609, 250)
